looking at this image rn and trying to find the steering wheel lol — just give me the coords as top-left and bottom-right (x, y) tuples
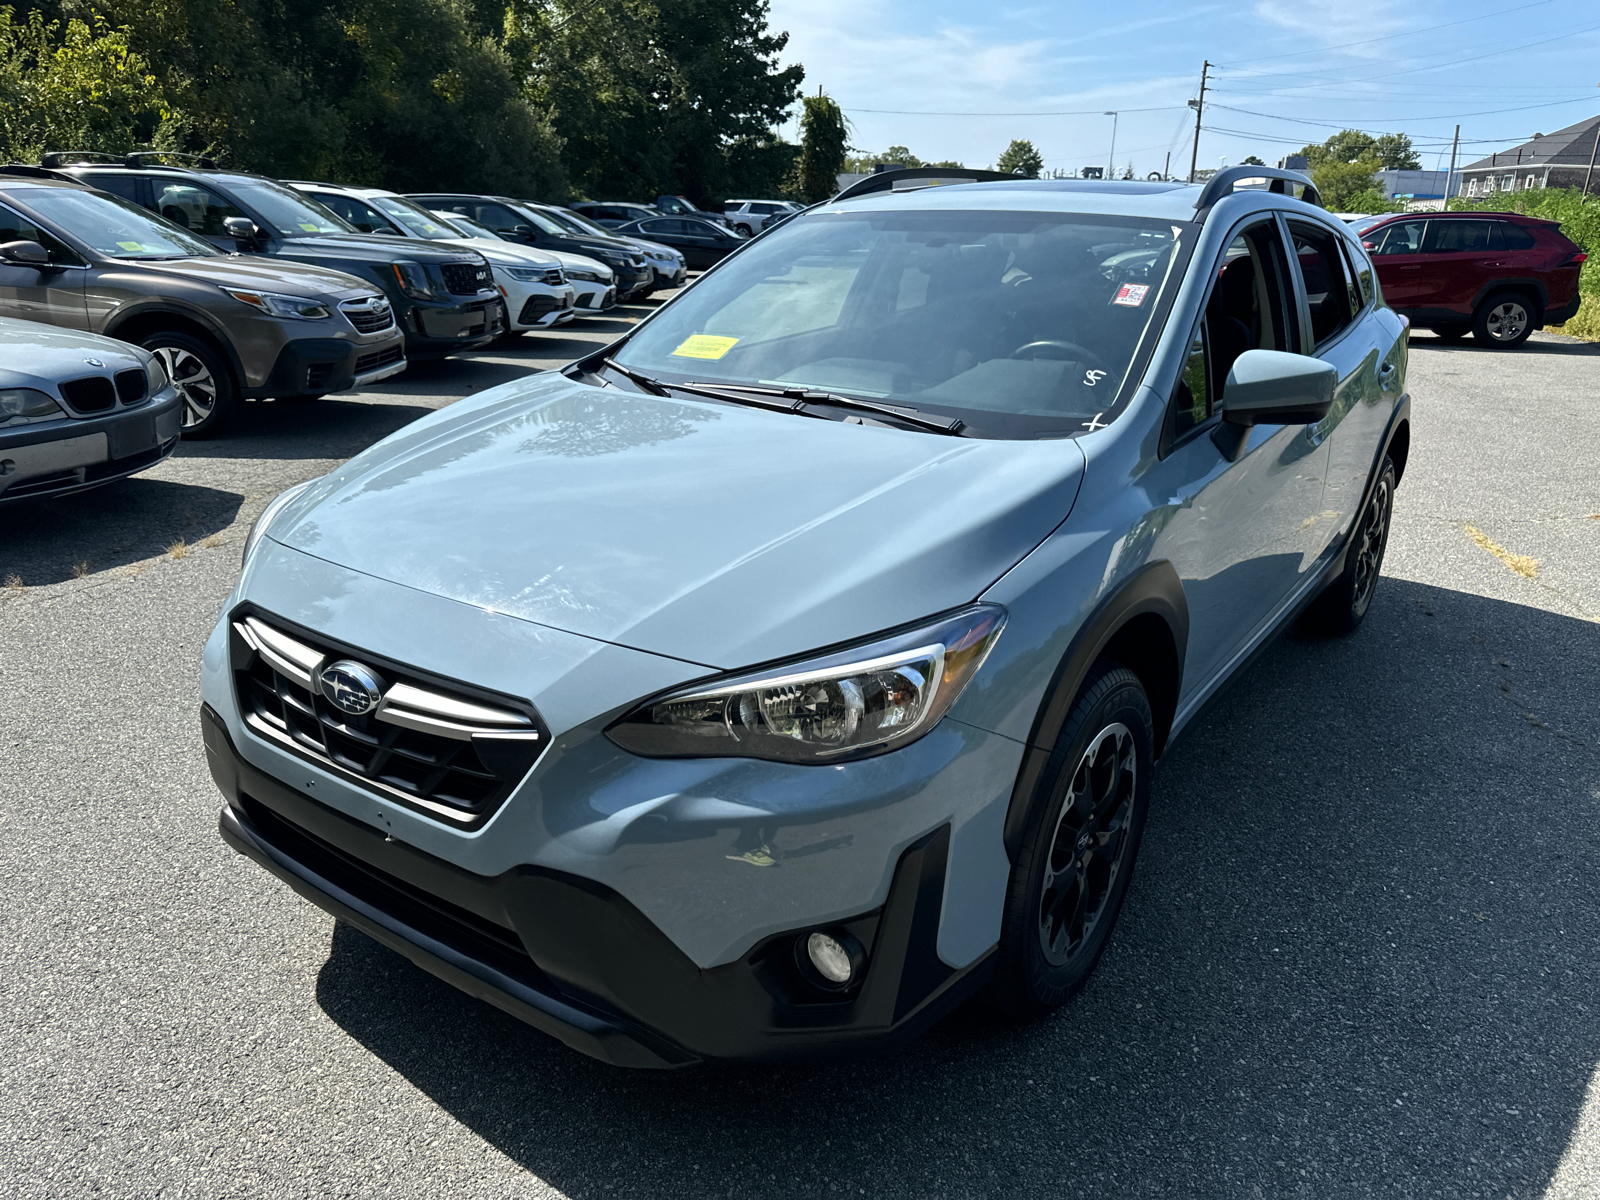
(1009, 339), (1107, 372)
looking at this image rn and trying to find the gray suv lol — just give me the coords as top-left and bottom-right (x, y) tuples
(0, 174), (405, 436)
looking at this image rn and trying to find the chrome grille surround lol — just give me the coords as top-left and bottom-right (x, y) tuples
(340, 294), (395, 334)
(230, 611), (548, 827)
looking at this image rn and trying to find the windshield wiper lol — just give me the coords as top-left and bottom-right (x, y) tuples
(687, 381), (966, 436)
(600, 360), (827, 419)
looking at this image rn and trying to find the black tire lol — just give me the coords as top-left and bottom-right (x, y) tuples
(140, 330), (239, 437)
(735, 223), (752, 237)
(1430, 324), (1469, 343)
(1302, 455), (1396, 636)
(1472, 291), (1535, 349)
(987, 662), (1153, 1020)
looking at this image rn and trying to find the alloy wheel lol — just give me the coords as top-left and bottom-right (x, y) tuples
(1484, 300), (1529, 343)
(1038, 722), (1138, 967)
(152, 344), (218, 427)
(1350, 474), (1392, 616)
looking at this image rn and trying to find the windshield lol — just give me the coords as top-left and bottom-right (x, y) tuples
(20, 187), (218, 259)
(549, 209), (610, 238)
(232, 181), (351, 236)
(436, 212), (500, 240)
(513, 206), (572, 237)
(614, 208), (1191, 438)
(369, 195), (463, 239)
(1349, 215), (1388, 235)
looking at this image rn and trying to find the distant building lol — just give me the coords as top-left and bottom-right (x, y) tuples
(1457, 114), (1600, 197)
(1277, 155), (1309, 171)
(1081, 166), (1105, 180)
(1375, 169), (1460, 201)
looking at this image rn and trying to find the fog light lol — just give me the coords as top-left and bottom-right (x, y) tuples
(806, 934), (857, 992)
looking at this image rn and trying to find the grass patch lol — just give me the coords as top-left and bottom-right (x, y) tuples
(166, 539), (188, 560)
(71, 561), (91, 579)
(202, 534), (225, 549)
(2, 574), (21, 590)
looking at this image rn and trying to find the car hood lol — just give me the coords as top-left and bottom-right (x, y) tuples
(0, 317), (146, 387)
(137, 254), (379, 301)
(268, 373), (1086, 669)
(439, 237), (560, 269)
(544, 249), (610, 277)
(278, 233), (483, 266)
(563, 235), (641, 258)
(624, 238), (680, 259)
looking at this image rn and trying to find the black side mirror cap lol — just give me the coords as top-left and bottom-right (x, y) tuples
(0, 239), (52, 266)
(1212, 349), (1337, 461)
(223, 217), (262, 243)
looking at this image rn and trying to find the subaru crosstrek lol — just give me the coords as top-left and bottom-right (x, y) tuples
(0, 172), (405, 436)
(203, 167), (1411, 1068)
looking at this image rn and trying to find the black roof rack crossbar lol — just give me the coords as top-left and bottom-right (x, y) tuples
(1194, 166), (1320, 217)
(123, 150), (219, 169)
(832, 167), (1028, 203)
(40, 150), (125, 168)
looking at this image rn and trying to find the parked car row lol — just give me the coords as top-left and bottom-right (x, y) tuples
(0, 153), (697, 464)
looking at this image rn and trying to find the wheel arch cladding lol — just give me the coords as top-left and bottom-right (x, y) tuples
(108, 308), (244, 388)
(1386, 417), (1410, 486)
(1002, 559), (1187, 859)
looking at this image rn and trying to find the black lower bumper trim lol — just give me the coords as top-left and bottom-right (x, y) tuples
(203, 704), (992, 1066)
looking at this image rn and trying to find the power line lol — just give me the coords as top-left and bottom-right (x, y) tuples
(1216, 0), (1559, 66)
(841, 104), (1187, 117)
(1208, 96), (1600, 130)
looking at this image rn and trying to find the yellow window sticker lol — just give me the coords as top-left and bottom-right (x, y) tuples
(299, 223), (320, 232)
(671, 334), (739, 360)
(116, 241), (144, 252)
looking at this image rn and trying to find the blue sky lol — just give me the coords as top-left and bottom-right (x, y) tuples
(765, 0), (1600, 176)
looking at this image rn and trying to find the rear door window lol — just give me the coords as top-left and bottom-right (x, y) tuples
(1423, 219), (1502, 254)
(1288, 220), (1356, 347)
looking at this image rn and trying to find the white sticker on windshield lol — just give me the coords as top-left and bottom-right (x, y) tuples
(1113, 283), (1150, 307)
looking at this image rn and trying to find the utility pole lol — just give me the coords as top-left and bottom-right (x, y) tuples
(1443, 123), (1460, 211)
(1163, 151), (1171, 181)
(1583, 117), (1600, 198)
(1188, 60), (1210, 183)
(1105, 111), (1119, 178)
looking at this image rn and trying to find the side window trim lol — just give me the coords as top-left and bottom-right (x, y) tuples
(0, 199), (89, 267)
(1284, 214), (1361, 353)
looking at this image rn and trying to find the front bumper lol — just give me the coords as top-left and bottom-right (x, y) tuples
(255, 333), (407, 398)
(400, 295), (503, 356)
(613, 267), (653, 298)
(571, 283), (616, 313)
(205, 705), (992, 1068)
(649, 264), (687, 288)
(0, 388), (182, 502)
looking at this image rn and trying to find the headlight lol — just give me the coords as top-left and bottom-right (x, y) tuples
(144, 353), (168, 394)
(503, 266), (550, 282)
(607, 605), (1005, 763)
(222, 288), (332, 320)
(0, 387), (64, 426)
(242, 479), (316, 567)
(390, 261), (437, 300)
(568, 269), (607, 283)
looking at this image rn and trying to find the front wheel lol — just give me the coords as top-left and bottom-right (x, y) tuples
(987, 662), (1153, 1020)
(1302, 456), (1396, 636)
(1473, 292), (1534, 348)
(140, 330), (239, 437)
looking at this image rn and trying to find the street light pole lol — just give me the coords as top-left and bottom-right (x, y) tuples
(1105, 111), (1119, 178)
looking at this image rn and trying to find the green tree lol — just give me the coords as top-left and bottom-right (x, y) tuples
(1373, 132), (1420, 171)
(797, 91), (848, 202)
(996, 137), (1042, 178)
(1312, 158), (1388, 211)
(881, 144), (920, 167)
(0, 7), (178, 163)
(1298, 128), (1420, 172)
(1240, 154), (1264, 166)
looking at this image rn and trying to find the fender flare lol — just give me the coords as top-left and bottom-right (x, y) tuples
(1470, 277), (1548, 318)
(1325, 392), (1411, 582)
(1001, 559), (1188, 859)
(104, 301), (247, 390)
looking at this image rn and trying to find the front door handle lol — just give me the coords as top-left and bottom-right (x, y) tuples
(1397, 264), (1422, 271)
(1378, 362), (1398, 390)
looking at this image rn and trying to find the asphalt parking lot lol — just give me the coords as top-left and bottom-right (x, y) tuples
(2, 309), (1598, 1199)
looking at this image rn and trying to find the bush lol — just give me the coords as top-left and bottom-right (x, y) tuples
(1451, 189), (1599, 339)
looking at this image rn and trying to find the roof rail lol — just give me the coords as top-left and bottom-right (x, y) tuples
(123, 150), (219, 169)
(1194, 166), (1319, 217)
(1, 164), (63, 179)
(832, 167), (1028, 203)
(40, 150), (124, 168)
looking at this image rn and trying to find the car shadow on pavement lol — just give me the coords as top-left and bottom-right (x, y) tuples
(173, 399), (444, 461)
(1412, 333), (1600, 358)
(0, 477), (241, 585)
(314, 577), (1600, 1199)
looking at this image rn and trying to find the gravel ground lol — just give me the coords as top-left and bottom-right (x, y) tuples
(1, 318), (1597, 1200)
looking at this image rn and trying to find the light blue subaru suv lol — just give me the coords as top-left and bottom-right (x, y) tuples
(201, 167), (1409, 1068)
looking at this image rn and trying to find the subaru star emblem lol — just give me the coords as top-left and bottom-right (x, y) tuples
(319, 660), (385, 716)
(84, 358), (104, 368)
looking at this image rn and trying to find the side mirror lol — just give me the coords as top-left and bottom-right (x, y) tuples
(1212, 349), (1336, 461)
(0, 239), (51, 267)
(512, 224), (535, 237)
(223, 217), (262, 243)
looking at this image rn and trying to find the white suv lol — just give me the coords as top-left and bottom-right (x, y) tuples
(722, 199), (799, 237)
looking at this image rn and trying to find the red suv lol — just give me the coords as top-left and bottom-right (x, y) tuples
(1353, 211), (1586, 348)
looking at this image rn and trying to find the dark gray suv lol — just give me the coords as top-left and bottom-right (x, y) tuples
(37, 158), (502, 360)
(0, 174), (406, 436)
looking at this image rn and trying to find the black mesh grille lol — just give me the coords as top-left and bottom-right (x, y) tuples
(354, 345), (404, 375)
(232, 616), (545, 826)
(341, 297), (395, 333)
(517, 295), (570, 324)
(440, 260), (493, 295)
(59, 376), (115, 413)
(114, 369), (147, 405)
(305, 363), (335, 390)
